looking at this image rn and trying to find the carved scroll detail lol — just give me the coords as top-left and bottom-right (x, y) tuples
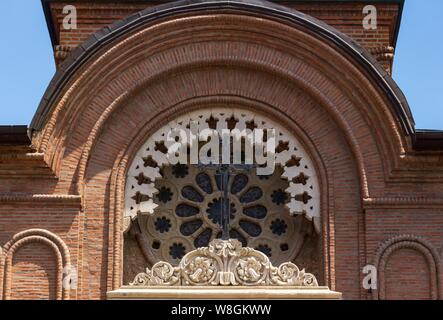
(131, 239), (318, 287)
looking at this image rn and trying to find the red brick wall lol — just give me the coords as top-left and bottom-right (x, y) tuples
(384, 249), (432, 300)
(1, 2), (442, 301)
(10, 243), (57, 300)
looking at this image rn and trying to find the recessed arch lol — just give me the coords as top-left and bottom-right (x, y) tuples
(1, 229), (72, 300)
(74, 57), (373, 199)
(98, 92), (357, 291)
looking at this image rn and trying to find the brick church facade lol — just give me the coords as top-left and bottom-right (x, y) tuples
(1, 0), (443, 300)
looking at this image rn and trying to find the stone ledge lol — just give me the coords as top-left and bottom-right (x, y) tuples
(107, 286), (342, 300)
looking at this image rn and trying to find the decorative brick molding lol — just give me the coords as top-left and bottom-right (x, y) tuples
(0, 194), (81, 206)
(54, 45), (73, 67)
(363, 197), (443, 209)
(368, 46), (395, 74)
(0, 152), (56, 179)
(0, 153), (44, 160)
(369, 46), (395, 63)
(372, 235), (441, 300)
(0, 229), (71, 300)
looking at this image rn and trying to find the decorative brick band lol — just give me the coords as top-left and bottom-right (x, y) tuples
(0, 194), (82, 205)
(369, 46), (395, 62)
(54, 45), (73, 66)
(363, 197), (443, 208)
(0, 229), (71, 300)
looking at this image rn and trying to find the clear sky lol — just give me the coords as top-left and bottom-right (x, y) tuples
(0, 1), (442, 129)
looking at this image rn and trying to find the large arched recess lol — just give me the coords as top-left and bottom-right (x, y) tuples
(29, 0), (415, 299)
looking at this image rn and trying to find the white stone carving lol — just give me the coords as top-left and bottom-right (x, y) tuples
(131, 239), (318, 287)
(125, 108), (321, 233)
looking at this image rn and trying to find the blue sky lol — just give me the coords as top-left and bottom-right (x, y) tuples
(0, 1), (442, 129)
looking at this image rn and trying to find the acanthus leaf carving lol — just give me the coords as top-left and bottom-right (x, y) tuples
(130, 239), (318, 287)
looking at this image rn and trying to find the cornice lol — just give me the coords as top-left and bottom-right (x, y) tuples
(363, 197), (443, 209)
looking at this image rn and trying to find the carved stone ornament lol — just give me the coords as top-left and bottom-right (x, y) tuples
(130, 239), (318, 287)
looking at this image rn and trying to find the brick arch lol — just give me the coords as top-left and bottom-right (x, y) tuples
(73, 58), (373, 199)
(68, 59), (368, 296)
(373, 235), (441, 300)
(0, 229), (71, 300)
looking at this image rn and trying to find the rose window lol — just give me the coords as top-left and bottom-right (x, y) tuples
(124, 108), (320, 268)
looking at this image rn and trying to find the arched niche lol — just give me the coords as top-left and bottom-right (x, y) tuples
(373, 235), (441, 300)
(1, 229), (71, 300)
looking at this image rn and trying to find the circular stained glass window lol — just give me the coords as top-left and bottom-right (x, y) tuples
(136, 164), (308, 266)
